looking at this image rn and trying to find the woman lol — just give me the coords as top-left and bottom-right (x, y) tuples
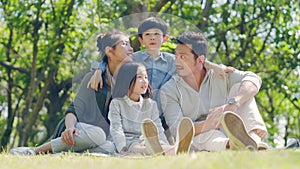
(10, 31), (134, 155)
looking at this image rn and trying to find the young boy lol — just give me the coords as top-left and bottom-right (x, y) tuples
(87, 17), (233, 144)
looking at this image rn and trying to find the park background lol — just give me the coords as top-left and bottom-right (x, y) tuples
(0, 0), (299, 151)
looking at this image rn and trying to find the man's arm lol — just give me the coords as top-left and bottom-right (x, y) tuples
(207, 70), (262, 129)
(224, 70), (262, 112)
(223, 80), (260, 113)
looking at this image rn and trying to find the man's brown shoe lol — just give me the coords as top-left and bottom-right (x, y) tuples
(221, 111), (257, 150)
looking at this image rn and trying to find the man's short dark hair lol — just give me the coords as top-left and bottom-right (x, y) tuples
(138, 17), (168, 38)
(176, 31), (208, 59)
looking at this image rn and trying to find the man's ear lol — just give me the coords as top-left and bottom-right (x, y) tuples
(163, 35), (169, 42)
(197, 55), (206, 64)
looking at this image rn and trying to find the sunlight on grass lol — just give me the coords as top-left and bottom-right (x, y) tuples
(1, 150), (299, 169)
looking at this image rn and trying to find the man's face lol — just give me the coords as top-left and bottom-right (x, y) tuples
(175, 44), (200, 78)
(139, 28), (165, 50)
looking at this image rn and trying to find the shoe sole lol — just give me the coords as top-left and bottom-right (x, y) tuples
(176, 117), (195, 154)
(221, 111), (257, 150)
(141, 119), (165, 155)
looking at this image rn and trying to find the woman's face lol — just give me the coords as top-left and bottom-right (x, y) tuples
(110, 36), (134, 63)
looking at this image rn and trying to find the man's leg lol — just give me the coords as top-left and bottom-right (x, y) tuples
(191, 130), (229, 152)
(221, 111), (258, 150)
(228, 83), (268, 147)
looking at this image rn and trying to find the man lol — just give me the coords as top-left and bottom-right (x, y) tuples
(159, 31), (268, 151)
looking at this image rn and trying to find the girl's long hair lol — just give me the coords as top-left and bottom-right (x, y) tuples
(112, 62), (152, 99)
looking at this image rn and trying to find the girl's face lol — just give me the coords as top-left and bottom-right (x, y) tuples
(130, 66), (149, 99)
(110, 36), (134, 63)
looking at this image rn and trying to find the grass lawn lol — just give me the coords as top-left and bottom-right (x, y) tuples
(1, 150), (299, 169)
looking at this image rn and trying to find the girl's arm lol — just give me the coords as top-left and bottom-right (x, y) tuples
(108, 99), (127, 153)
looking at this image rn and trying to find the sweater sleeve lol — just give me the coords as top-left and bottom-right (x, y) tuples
(108, 99), (126, 152)
(228, 70), (262, 90)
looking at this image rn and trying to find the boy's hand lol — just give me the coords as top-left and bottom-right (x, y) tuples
(214, 64), (235, 80)
(87, 69), (103, 91)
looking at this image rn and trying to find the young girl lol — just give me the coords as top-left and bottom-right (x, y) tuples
(108, 62), (194, 155)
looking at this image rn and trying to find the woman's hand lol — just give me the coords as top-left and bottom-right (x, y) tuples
(61, 127), (79, 146)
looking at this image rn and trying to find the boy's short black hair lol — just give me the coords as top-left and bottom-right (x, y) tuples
(138, 17), (168, 38)
(176, 31), (208, 59)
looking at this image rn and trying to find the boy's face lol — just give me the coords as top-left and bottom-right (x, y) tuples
(139, 28), (166, 50)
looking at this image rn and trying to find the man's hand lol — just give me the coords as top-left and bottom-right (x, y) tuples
(206, 105), (225, 130)
(61, 127), (79, 146)
(223, 103), (238, 113)
(87, 69), (103, 91)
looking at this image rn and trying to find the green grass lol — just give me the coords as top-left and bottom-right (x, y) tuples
(1, 150), (299, 169)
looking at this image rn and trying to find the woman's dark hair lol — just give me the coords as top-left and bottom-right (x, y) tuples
(96, 30), (129, 63)
(112, 62), (152, 99)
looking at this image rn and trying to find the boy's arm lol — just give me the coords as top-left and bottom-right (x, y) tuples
(203, 59), (235, 79)
(87, 61), (106, 91)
